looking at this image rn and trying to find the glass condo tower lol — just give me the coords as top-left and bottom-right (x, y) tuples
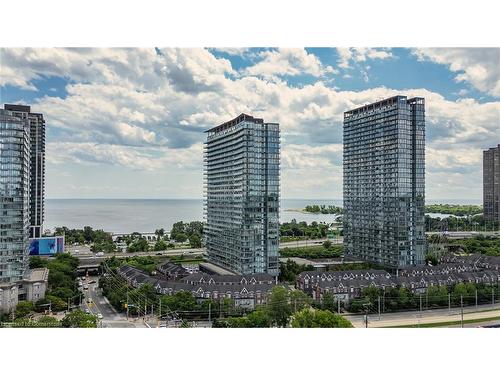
(0, 109), (31, 283)
(343, 96), (426, 268)
(204, 114), (280, 276)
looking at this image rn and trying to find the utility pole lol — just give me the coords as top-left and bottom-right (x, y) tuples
(126, 292), (129, 321)
(419, 294), (422, 313)
(362, 303), (370, 328)
(378, 296), (381, 320)
(337, 298), (341, 314)
(448, 293), (451, 315)
(460, 295), (464, 328)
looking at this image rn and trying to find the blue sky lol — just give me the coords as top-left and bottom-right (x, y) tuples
(1, 47), (499, 200)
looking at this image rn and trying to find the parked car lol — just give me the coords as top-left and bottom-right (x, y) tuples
(97, 313), (103, 319)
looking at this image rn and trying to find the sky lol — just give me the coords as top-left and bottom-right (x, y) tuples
(1, 47), (499, 201)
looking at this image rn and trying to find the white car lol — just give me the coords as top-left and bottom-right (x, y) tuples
(97, 313), (103, 319)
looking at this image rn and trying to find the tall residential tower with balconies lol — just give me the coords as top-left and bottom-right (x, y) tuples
(0, 108), (31, 284)
(4, 104), (45, 238)
(204, 114), (280, 276)
(343, 96), (426, 267)
(483, 144), (500, 224)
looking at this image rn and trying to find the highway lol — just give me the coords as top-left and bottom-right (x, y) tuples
(70, 237), (340, 261)
(345, 301), (500, 328)
(73, 248), (205, 261)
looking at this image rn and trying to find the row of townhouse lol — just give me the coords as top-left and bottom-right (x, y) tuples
(155, 261), (190, 280)
(296, 269), (391, 294)
(116, 264), (278, 309)
(442, 254), (500, 271)
(298, 269), (500, 304)
(180, 272), (276, 286)
(397, 262), (477, 277)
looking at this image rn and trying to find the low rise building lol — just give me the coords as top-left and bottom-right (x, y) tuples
(297, 255), (500, 305)
(116, 264), (278, 309)
(0, 267), (49, 313)
(156, 261), (190, 280)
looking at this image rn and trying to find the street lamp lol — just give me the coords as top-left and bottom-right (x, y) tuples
(362, 303), (371, 328)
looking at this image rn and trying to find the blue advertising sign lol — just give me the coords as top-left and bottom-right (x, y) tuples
(29, 237), (65, 256)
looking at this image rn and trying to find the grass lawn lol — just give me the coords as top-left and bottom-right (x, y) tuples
(385, 315), (500, 328)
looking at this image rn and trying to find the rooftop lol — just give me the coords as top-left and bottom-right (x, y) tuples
(205, 113), (264, 134)
(344, 95), (424, 118)
(199, 262), (236, 276)
(23, 268), (49, 282)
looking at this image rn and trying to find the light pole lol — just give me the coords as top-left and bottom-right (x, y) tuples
(460, 295), (464, 328)
(362, 303), (370, 328)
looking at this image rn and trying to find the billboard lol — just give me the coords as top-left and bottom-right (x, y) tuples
(29, 236), (65, 256)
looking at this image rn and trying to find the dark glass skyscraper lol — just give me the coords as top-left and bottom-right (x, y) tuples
(343, 96), (426, 267)
(204, 114), (280, 276)
(0, 109), (31, 283)
(483, 144), (500, 223)
(4, 105), (45, 238)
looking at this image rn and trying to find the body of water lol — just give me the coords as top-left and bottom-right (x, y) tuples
(44, 198), (481, 234)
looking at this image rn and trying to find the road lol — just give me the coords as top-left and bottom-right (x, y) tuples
(346, 301), (500, 328)
(280, 238), (343, 248)
(74, 248), (205, 261)
(81, 276), (143, 328)
(70, 238), (340, 261)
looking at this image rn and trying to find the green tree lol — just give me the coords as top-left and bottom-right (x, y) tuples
(452, 282), (468, 304)
(427, 285), (448, 307)
(50, 287), (75, 301)
(61, 310), (97, 328)
(362, 286), (381, 303)
(266, 286), (292, 327)
(174, 233), (188, 243)
(128, 237), (149, 252)
(425, 253), (438, 266)
(154, 239), (168, 252)
(322, 291), (336, 312)
(246, 307), (272, 327)
(323, 240), (332, 250)
(290, 289), (312, 313)
(37, 316), (61, 327)
(15, 301), (35, 318)
(155, 228), (165, 239)
(291, 308), (353, 328)
(29, 256), (48, 269)
(160, 291), (197, 312)
(188, 234), (202, 248)
(35, 295), (67, 312)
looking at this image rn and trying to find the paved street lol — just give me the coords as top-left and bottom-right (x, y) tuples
(346, 301), (500, 328)
(81, 276), (144, 328)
